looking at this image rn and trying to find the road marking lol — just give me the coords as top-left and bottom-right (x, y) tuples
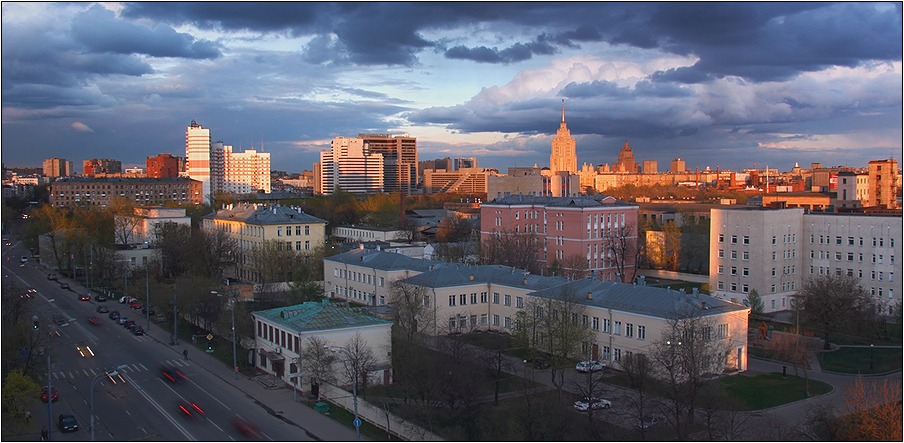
(54, 372), (65, 380)
(123, 373), (196, 440)
(138, 363), (148, 371)
(69, 371), (76, 379)
(83, 369), (91, 377)
(131, 364), (141, 372)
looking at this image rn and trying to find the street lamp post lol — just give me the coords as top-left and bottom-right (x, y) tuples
(214, 289), (238, 380)
(90, 366), (127, 441)
(327, 346), (360, 441)
(870, 344), (874, 370)
(144, 265), (150, 330)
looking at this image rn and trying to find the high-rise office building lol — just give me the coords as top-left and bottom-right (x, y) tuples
(223, 146), (271, 194)
(358, 133), (418, 194)
(210, 141), (227, 195)
(83, 159), (122, 177)
(185, 119), (211, 201)
(43, 158), (72, 178)
(146, 154), (183, 178)
(549, 101), (577, 174)
(670, 158), (686, 174)
(317, 137), (384, 195)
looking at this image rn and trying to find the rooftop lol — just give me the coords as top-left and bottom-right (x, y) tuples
(203, 203), (327, 225)
(252, 300), (392, 332)
(485, 194), (637, 208)
(327, 248), (444, 272)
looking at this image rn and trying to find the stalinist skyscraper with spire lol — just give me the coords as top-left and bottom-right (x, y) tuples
(550, 100), (577, 174)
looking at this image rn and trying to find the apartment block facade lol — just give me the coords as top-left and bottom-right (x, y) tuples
(43, 157), (73, 178)
(358, 133), (418, 194)
(317, 137), (385, 195)
(481, 195), (640, 282)
(185, 120), (212, 201)
(223, 146), (271, 194)
(201, 204), (327, 284)
(146, 154), (183, 178)
(83, 158), (122, 177)
(710, 207), (902, 314)
(49, 177), (203, 207)
(323, 248), (445, 307)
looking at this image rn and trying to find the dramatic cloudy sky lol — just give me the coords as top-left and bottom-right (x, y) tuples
(2, 2), (901, 174)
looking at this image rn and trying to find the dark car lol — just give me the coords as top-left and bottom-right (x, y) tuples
(141, 306), (156, 317)
(79, 294), (90, 301)
(41, 386), (59, 403)
(59, 282), (70, 290)
(94, 294), (107, 302)
(130, 325), (145, 335)
(108, 311), (120, 320)
(47, 273), (57, 280)
(161, 366), (187, 384)
(529, 358), (551, 369)
(58, 414), (79, 432)
(122, 319), (136, 329)
(96, 305), (109, 314)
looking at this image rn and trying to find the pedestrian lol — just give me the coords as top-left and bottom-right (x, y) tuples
(183, 349), (189, 360)
(41, 426), (48, 441)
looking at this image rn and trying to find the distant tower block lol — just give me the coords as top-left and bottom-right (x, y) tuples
(670, 157), (686, 174)
(643, 160), (658, 174)
(617, 140), (636, 173)
(549, 100), (577, 174)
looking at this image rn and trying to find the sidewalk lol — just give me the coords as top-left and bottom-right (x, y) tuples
(142, 315), (364, 441)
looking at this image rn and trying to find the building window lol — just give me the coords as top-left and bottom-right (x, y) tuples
(730, 266), (737, 275)
(743, 267), (749, 276)
(603, 319), (611, 333)
(516, 296), (524, 308)
(481, 292), (488, 303)
(731, 235), (737, 244)
(504, 316), (512, 329)
(471, 293), (478, 304)
(286, 226), (292, 236)
(742, 251), (749, 260)
(459, 294), (467, 305)
(493, 293), (500, 304)
(592, 317), (600, 331)
(448, 295), (456, 306)
(718, 249), (724, 258)
(504, 294), (511, 306)
(730, 251), (737, 259)
(718, 265), (724, 275)
(493, 315), (500, 326)
(277, 227), (282, 236)
(449, 317), (457, 330)
(718, 233), (724, 243)
(743, 235), (750, 245)
(614, 321), (622, 335)
(625, 323), (634, 338)
(718, 281), (724, 290)
(481, 314), (488, 325)
(305, 226), (310, 235)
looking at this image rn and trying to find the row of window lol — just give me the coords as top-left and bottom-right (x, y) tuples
(810, 250), (894, 264)
(276, 225), (312, 236)
(717, 280), (795, 294)
(810, 235), (895, 248)
(332, 268), (386, 287)
(335, 286), (386, 305)
(811, 266), (895, 282)
(718, 233), (797, 245)
(718, 265), (796, 277)
(256, 320), (300, 354)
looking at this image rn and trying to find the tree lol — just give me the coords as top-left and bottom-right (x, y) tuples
(765, 330), (813, 395)
(337, 333), (377, 395)
(621, 352), (657, 440)
(479, 230), (542, 274)
(744, 288), (765, 316)
(389, 282), (435, 342)
(301, 335), (337, 398)
(841, 377), (903, 441)
(603, 222), (641, 282)
(435, 215), (472, 244)
(247, 239), (299, 302)
(797, 275), (878, 350)
(513, 286), (594, 396)
(1, 370), (40, 436)
(110, 197), (142, 245)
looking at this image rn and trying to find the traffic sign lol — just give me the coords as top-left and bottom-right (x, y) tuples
(206, 334), (214, 341)
(206, 349), (214, 353)
(353, 418), (361, 428)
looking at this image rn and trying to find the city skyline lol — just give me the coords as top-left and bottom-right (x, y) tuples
(2, 2), (901, 174)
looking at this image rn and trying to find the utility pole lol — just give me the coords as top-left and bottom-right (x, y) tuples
(145, 265), (150, 331)
(171, 286), (179, 345)
(46, 353), (52, 442)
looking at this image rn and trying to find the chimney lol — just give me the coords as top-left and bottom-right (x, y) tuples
(701, 301), (708, 310)
(692, 287), (699, 296)
(586, 291), (593, 300)
(523, 278), (528, 285)
(469, 274), (475, 281)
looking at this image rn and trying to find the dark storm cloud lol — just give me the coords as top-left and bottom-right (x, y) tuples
(445, 40), (557, 64)
(72, 6), (221, 59)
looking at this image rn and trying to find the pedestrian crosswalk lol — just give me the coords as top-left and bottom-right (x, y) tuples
(51, 359), (190, 381)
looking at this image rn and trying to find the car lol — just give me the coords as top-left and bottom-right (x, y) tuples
(634, 414), (666, 430)
(96, 305), (109, 314)
(129, 300), (142, 310)
(59, 282), (70, 290)
(130, 325), (145, 335)
(573, 397), (612, 412)
(20, 255), (28, 264)
(94, 294), (107, 302)
(26, 287), (37, 298)
(115, 315), (128, 325)
(87, 316), (102, 326)
(58, 414), (79, 432)
(108, 310), (120, 320)
(52, 315), (67, 326)
(232, 416), (261, 438)
(79, 294), (90, 301)
(47, 273), (57, 280)
(528, 357), (551, 369)
(41, 386), (59, 403)
(178, 401), (205, 418)
(76, 343), (95, 358)
(141, 306), (156, 317)
(161, 366), (188, 384)
(120, 296), (138, 304)
(575, 360), (605, 373)
(122, 320), (136, 329)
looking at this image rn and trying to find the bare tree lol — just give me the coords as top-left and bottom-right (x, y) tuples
(513, 286), (594, 396)
(480, 229), (543, 274)
(247, 239), (299, 301)
(621, 352), (655, 440)
(337, 333), (377, 395)
(110, 197), (141, 245)
(842, 376), (903, 441)
(559, 253), (589, 280)
(479, 340), (514, 405)
(301, 335), (337, 398)
(389, 282), (435, 342)
(603, 222), (641, 282)
(765, 330), (813, 395)
(798, 274), (878, 350)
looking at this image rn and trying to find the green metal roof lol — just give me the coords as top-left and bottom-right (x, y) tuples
(252, 300), (391, 333)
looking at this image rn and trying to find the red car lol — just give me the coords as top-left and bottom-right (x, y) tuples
(79, 294), (90, 301)
(41, 386), (59, 403)
(129, 300), (142, 310)
(87, 316), (101, 326)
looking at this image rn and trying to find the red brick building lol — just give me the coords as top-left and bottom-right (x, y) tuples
(146, 154), (183, 178)
(480, 195), (640, 282)
(49, 177), (202, 208)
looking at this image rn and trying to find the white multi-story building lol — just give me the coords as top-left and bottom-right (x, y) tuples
(710, 207), (902, 315)
(224, 146), (271, 194)
(317, 137), (384, 195)
(114, 207), (191, 246)
(323, 248), (444, 306)
(836, 171), (868, 210)
(185, 120), (212, 202)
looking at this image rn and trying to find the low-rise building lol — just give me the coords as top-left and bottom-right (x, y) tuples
(49, 177), (203, 207)
(323, 248), (444, 306)
(251, 301), (394, 389)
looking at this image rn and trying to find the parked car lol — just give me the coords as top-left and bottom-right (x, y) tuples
(122, 320), (136, 329)
(634, 414), (666, 430)
(96, 305), (109, 314)
(20, 255), (28, 264)
(573, 397), (612, 412)
(59, 282), (70, 290)
(108, 310), (120, 320)
(41, 386), (59, 403)
(575, 360), (605, 373)
(129, 300), (142, 310)
(130, 325), (145, 335)
(528, 357), (551, 369)
(47, 273), (57, 280)
(116, 315), (129, 325)
(58, 414), (79, 432)
(94, 294), (107, 302)
(79, 294), (90, 301)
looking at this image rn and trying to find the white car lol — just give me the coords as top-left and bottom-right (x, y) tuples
(573, 397), (612, 412)
(634, 414), (666, 430)
(575, 360), (605, 372)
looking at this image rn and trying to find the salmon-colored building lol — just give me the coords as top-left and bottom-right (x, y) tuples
(480, 195), (640, 282)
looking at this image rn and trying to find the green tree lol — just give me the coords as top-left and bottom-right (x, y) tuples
(744, 289), (765, 316)
(798, 275), (878, 349)
(1, 370), (40, 436)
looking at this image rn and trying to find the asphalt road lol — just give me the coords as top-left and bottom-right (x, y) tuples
(4, 239), (311, 441)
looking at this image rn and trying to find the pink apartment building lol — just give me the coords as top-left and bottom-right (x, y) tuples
(480, 194), (640, 282)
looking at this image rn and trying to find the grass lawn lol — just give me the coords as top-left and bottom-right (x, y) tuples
(720, 373), (832, 410)
(817, 347), (903, 374)
(301, 398), (402, 441)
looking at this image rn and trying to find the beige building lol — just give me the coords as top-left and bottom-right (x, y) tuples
(836, 171), (868, 210)
(43, 157), (73, 178)
(423, 167), (489, 194)
(201, 204), (327, 284)
(114, 207), (191, 246)
(323, 248), (445, 306)
(398, 264), (749, 373)
(710, 207), (902, 315)
(49, 177), (203, 208)
(867, 159), (899, 209)
(223, 147), (271, 194)
(549, 101), (577, 174)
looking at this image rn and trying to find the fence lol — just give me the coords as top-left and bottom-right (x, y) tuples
(318, 382), (444, 441)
